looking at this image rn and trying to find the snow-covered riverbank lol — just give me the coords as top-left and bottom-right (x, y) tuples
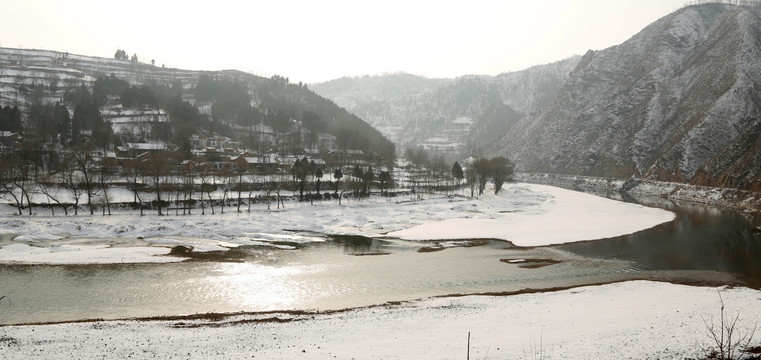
(0, 183), (757, 359)
(0, 183), (675, 264)
(520, 172), (761, 215)
(1, 280), (758, 359)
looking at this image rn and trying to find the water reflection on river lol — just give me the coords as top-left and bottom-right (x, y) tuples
(0, 196), (758, 325)
(559, 195), (761, 287)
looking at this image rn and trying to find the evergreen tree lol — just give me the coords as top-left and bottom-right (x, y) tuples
(363, 167), (374, 195)
(93, 74), (129, 105)
(70, 87), (106, 147)
(452, 161), (464, 185)
(379, 171), (392, 195)
(54, 102), (71, 145)
(92, 119), (113, 151)
(28, 101), (53, 143)
(291, 157), (312, 200)
(315, 167), (323, 195)
(333, 168), (343, 194)
(0, 105), (22, 132)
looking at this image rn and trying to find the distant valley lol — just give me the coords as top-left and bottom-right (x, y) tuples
(315, 3), (761, 192)
(311, 58), (579, 157)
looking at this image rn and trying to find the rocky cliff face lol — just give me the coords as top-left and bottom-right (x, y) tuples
(496, 4), (761, 190)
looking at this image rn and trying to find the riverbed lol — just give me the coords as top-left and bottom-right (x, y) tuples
(0, 183), (757, 326)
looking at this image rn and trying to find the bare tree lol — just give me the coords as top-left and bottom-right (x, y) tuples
(198, 166), (215, 215)
(247, 180), (256, 212)
(264, 180), (273, 210)
(72, 147), (99, 215)
(472, 158), (491, 196)
(144, 153), (170, 216)
(37, 173), (68, 215)
(11, 147), (37, 216)
(122, 158), (145, 216)
(236, 168), (246, 212)
(62, 155), (84, 215)
(182, 162), (195, 215)
(701, 291), (758, 360)
(96, 161), (114, 215)
(0, 155), (25, 215)
(219, 169), (234, 214)
(275, 176), (285, 209)
(489, 156), (514, 195)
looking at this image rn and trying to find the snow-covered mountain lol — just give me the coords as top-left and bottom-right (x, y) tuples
(0, 47), (395, 159)
(0, 48), (207, 102)
(312, 58), (579, 154)
(310, 73), (450, 110)
(495, 3), (761, 191)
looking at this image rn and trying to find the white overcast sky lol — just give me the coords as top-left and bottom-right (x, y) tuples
(1, 0), (686, 83)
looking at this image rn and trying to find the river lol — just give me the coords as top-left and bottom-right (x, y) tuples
(0, 195), (758, 326)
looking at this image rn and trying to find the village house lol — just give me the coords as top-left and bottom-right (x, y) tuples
(0, 131), (20, 148)
(115, 142), (170, 158)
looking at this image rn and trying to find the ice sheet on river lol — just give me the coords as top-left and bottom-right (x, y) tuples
(390, 183), (675, 246)
(0, 183), (675, 264)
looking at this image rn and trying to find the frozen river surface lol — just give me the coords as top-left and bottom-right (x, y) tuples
(0, 183), (758, 325)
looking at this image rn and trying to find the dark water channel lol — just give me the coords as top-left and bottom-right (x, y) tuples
(0, 195), (759, 326)
(558, 195), (761, 288)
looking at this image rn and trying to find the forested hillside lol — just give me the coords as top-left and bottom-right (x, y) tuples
(0, 47), (395, 163)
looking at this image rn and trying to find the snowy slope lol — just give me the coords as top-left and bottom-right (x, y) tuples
(0, 47), (209, 104)
(312, 58), (580, 154)
(496, 3), (761, 190)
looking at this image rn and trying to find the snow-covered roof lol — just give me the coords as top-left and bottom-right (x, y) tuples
(128, 143), (165, 150)
(330, 149), (364, 155)
(279, 156), (298, 166)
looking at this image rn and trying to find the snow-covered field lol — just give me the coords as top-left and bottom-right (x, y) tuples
(0, 183), (674, 264)
(1, 183), (756, 359)
(1, 281), (758, 359)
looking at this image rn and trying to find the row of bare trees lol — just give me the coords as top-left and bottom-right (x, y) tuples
(0, 146), (116, 216)
(0, 148), (398, 216)
(0, 145), (515, 217)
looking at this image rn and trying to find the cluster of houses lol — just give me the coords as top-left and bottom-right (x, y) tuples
(111, 137), (373, 178)
(0, 127), (384, 183)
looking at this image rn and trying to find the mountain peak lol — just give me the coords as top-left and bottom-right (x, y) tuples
(496, 3), (761, 190)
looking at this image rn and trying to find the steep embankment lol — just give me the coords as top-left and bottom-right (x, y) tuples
(497, 4), (761, 191)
